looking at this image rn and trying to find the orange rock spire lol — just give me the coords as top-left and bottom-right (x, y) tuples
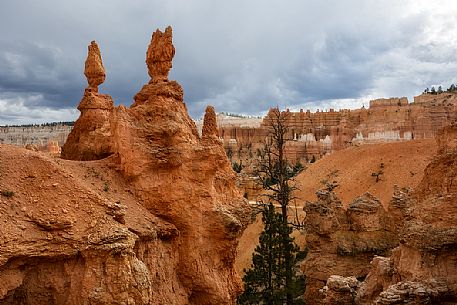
(146, 26), (175, 83)
(84, 41), (105, 92)
(202, 105), (218, 139)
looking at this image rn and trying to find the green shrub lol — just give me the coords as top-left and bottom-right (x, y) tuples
(1, 190), (14, 197)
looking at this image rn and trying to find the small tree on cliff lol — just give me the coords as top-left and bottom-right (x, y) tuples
(238, 107), (306, 305)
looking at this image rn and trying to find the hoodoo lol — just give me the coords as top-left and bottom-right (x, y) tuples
(0, 27), (250, 305)
(84, 40), (106, 92)
(61, 40), (114, 161)
(146, 26), (175, 83)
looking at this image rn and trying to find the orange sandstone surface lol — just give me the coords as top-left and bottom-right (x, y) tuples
(0, 27), (250, 305)
(322, 125), (457, 304)
(235, 139), (441, 305)
(236, 139), (436, 273)
(295, 139), (437, 207)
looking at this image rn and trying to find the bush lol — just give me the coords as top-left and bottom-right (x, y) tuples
(1, 190), (15, 197)
(232, 161), (243, 173)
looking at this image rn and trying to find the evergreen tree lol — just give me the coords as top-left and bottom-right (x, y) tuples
(238, 107), (307, 305)
(237, 204), (306, 305)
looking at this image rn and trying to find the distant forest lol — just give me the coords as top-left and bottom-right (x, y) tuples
(0, 121), (75, 128)
(423, 84), (457, 95)
(219, 111), (262, 119)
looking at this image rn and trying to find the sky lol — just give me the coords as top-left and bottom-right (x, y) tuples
(1, 0), (457, 124)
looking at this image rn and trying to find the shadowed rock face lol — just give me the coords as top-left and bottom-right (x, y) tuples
(61, 90), (114, 161)
(358, 147), (457, 304)
(1, 26), (250, 305)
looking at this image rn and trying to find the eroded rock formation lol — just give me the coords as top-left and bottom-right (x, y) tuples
(84, 41), (106, 92)
(61, 40), (114, 161)
(356, 137), (457, 304)
(0, 124), (72, 148)
(316, 124), (457, 304)
(146, 26), (175, 83)
(202, 105), (218, 141)
(303, 190), (398, 304)
(321, 275), (359, 305)
(0, 26), (250, 305)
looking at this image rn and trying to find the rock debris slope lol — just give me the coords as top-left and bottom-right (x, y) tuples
(0, 26), (250, 305)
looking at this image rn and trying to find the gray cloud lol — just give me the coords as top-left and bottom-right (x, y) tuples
(1, 0), (457, 124)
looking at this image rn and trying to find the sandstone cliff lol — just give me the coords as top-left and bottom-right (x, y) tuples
(0, 124), (72, 148)
(0, 27), (250, 305)
(220, 94), (457, 165)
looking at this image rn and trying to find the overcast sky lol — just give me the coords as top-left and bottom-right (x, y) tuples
(1, 0), (457, 124)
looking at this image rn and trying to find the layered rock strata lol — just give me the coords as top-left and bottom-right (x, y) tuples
(0, 26), (250, 305)
(220, 95), (457, 163)
(0, 124), (72, 148)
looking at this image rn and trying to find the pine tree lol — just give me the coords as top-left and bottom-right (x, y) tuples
(237, 204), (306, 305)
(238, 107), (307, 305)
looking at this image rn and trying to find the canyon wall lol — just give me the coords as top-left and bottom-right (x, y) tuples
(0, 27), (250, 305)
(220, 95), (457, 163)
(0, 124), (72, 149)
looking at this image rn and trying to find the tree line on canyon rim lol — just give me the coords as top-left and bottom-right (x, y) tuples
(423, 83), (457, 95)
(237, 107), (308, 305)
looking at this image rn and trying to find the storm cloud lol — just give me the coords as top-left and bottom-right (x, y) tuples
(1, 0), (457, 124)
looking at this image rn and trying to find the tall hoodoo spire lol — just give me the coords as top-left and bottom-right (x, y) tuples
(146, 26), (175, 83)
(202, 105), (218, 140)
(84, 40), (105, 92)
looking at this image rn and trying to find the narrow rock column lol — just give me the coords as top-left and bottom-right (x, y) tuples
(202, 105), (218, 140)
(84, 41), (105, 92)
(146, 26), (175, 84)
